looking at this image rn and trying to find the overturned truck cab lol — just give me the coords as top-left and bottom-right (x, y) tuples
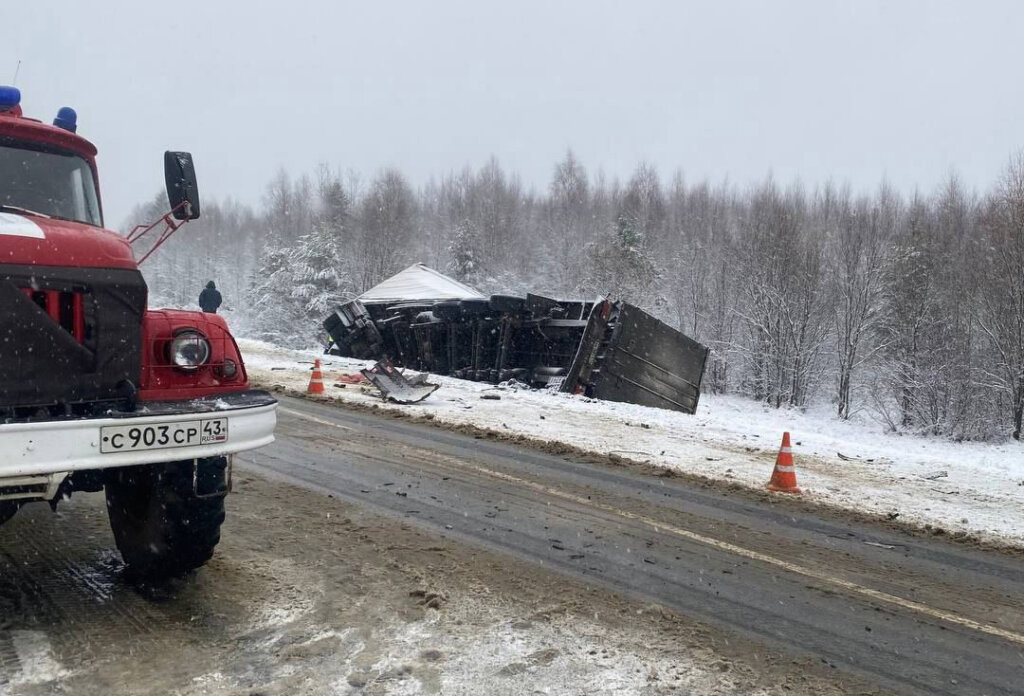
(324, 267), (709, 415)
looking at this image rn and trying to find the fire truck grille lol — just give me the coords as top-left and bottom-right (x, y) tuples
(23, 288), (92, 344)
(0, 265), (147, 412)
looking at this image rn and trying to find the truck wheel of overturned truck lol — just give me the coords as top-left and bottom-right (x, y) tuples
(105, 457), (227, 579)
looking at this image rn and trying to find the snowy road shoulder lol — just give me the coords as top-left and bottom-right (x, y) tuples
(238, 339), (1024, 549)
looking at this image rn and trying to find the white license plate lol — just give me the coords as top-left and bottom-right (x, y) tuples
(100, 418), (228, 453)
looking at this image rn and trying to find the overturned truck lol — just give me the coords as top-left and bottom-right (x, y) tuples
(325, 275), (710, 415)
(325, 292), (710, 414)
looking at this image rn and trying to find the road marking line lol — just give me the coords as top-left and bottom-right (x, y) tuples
(283, 406), (1024, 647)
(281, 407), (354, 431)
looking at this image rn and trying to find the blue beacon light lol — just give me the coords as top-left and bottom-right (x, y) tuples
(0, 85), (21, 110)
(53, 106), (77, 133)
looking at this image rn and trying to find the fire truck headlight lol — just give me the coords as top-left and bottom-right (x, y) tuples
(169, 331), (211, 371)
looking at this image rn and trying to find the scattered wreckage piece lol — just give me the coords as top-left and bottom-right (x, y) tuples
(323, 270), (709, 414)
(333, 372), (368, 385)
(360, 358), (440, 404)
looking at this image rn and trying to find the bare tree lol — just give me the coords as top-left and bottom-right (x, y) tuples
(976, 154), (1024, 439)
(546, 150), (590, 295)
(736, 179), (831, 407)
(617, 162), (666, 255)
(827, 184), (895, 418)
(354, 169), (416, 291)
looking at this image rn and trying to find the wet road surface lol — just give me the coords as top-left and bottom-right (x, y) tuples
(239, 395), (1024, 696)
(0, 443), (865, 695)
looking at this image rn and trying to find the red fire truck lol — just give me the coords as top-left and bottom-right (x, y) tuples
(0, 86), (277, 579)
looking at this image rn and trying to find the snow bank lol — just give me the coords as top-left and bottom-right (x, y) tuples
(239, 339), (1024, 548)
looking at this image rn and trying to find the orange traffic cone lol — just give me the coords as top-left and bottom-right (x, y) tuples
(767, 431), (802, 494)
(307, 359), (325, 394)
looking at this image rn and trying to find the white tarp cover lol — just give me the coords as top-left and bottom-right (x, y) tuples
(358, 263), (485, 303)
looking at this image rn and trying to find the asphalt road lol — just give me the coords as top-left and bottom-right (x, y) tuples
(239, 395), (1024, 696)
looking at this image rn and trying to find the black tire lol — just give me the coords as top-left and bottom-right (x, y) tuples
(432, 300), (462, 321)
(105, 457), (227, 579)
(0, 501), (19, 526)
(488, 294), (526, 314)
(459, 298), (491, 317)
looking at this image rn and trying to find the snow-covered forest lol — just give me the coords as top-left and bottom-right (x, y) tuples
(124, 152), (1024, 442)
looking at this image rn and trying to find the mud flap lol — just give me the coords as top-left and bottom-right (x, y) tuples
(361, 359), (440, 404)
(193, 456), (231, 499)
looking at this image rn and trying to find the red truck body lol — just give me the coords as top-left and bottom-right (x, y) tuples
(0, 87), (276, 511)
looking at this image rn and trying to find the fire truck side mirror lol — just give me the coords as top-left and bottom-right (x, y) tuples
(164, 151), (201, 221)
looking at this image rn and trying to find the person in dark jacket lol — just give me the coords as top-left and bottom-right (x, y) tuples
(199, 280), (222, 313)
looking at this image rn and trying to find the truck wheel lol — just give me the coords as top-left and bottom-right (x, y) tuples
(105, 457), (227, 579)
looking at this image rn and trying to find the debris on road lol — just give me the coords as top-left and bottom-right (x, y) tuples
(863, 541), (897, 550)
(921, 470), (949, 480)
(410, 588), (448, 610)
(611, 449), (655, 458)
(334, 373), (368, 385)
(361, 358), (440, 404)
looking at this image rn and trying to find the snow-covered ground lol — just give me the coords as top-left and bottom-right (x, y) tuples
(238, 339), (1024, 549)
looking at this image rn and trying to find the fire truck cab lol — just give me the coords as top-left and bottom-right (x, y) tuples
(0, 86), (277, 579)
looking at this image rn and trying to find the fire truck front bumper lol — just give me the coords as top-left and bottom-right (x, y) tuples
(0, 390), (277, 479)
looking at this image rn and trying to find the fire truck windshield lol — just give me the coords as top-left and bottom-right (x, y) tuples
(0, 141), (102, 227)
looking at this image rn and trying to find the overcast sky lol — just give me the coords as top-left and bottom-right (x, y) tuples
(3, 0), (1023, 226)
